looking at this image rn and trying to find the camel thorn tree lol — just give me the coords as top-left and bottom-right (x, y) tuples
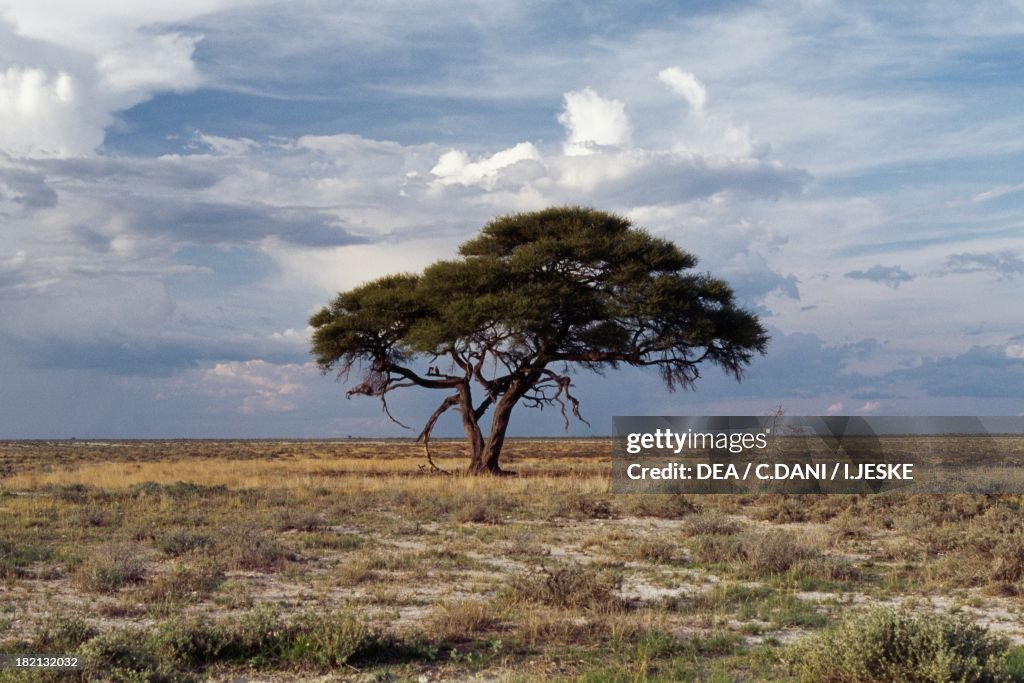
(310, 206), (768, 475)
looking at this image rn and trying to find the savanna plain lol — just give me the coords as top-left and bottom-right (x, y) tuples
(3, 438), (1024, 682)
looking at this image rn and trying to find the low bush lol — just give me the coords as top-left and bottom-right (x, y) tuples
(75, 604), (374, 679)
(745, 530), (819, 575)
(219, 526), (295, 572)
(32, 616), (98, 651)
(683, 510), (743, 537)
(788, 608), (1010, 683)
(508, 563), (622, 610)
(156, 529), (215, 557)
(424, 599), (500, 643)
(690, 530), (819, 576)
(74, 544), (146, 593)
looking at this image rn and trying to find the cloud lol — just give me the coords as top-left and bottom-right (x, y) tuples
(199, 360), (311, 414)
(129, 200), (364, 247)
(722, 263), (800, 303)
(425, 82), (809, 211)
(942, 251), (1024, 279)
(896, 346), (1024, 398)
(558, 88), (632, 156)
(0, 66), (101, 157)
(970, 182), (1024, 203)
(0, 165), (58, 216)
(860, 401), (881, 413)
(430, 142), (541, 188)
(657, 66), (756, 158)
(826, 401), (843, 415)
(95, 32), (202, 95)
(2, 0), (1022, 436)
(552, 150), (807, 204)
(844, 264), (915, 288)
(658, 67), (707, 114)
(0, 1), (261, 157)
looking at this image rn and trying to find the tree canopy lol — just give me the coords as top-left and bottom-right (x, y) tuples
(310, 206), (768, 474)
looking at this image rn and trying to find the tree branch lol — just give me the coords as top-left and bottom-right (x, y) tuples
(416, 393), (460, 474)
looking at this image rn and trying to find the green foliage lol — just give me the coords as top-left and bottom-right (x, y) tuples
(788, 608), (1011, 682)
(312, 207), (766, 383)
(32, 615), (98, 651)
(65, 605), (374, 680)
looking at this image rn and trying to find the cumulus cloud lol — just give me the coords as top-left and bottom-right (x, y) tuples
(0, 67), (101, 157)
(0, 1), (262, 157)
(844, 264), (915, 288)
(427, 83), (808, 211)
(658, 67), (707, 114)
(430, 142), (541, 188)
(557, 88), (632, 156)
(826, 401), (844, 415)
(657, 66), (755, 158)
(860, 401), (881, 413)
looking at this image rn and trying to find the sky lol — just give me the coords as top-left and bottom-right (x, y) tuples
(1, 0), (1022, 438)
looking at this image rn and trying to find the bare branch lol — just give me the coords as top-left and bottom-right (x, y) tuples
(416, 393), (461, 474)
(380, 392), (412, 430)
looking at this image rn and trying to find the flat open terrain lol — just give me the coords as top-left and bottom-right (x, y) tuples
(2, 439), (1024, 681)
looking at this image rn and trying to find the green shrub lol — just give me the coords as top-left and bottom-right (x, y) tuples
(287, 610), (373, 666)
(33, 616), (98, 650)
(152, 616), (224, 666)
(0, 539), (50, 579)
(79, 627), (159, 681)
(788, 608), (1010, 682)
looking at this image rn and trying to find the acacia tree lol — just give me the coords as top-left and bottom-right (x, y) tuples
(310, 207), (768, 474)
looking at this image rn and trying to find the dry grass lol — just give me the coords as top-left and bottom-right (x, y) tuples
(2, 438), (1023, 682)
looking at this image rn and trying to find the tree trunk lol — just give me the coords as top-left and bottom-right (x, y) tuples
(457, 384), (486, 473)
(467, 388), (520, 475)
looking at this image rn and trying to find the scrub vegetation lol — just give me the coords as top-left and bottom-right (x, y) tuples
(2, 438), (1024, 681)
